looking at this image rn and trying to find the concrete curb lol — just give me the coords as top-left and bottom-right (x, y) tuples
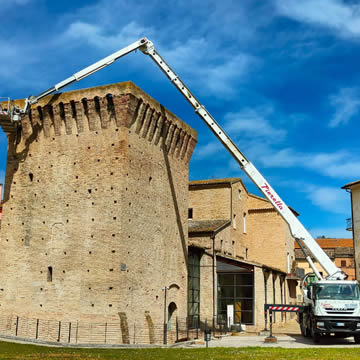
(0, 334), (199, 349)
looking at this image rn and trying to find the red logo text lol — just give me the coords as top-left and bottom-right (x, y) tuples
(261, 183), (284, 210)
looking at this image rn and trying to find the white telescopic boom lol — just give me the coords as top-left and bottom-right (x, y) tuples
(22, 39), (148, 114)
(140, 39), (345, 281)
(4, 37), (345, 280)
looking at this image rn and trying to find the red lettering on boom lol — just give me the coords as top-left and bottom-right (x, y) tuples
(261, 183), (284, 210)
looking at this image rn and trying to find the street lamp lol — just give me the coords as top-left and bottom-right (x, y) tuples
(162, 286), (169, 345)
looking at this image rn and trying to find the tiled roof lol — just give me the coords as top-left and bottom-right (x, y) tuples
(189, 177), (247, 189)
(295, 238), (353, 249)
(342, 180), (360, 189)
(189, 177), (241, 185)
(188, 219), (230, 233)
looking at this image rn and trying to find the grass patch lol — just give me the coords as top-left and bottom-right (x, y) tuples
(0, 341), (360, 360)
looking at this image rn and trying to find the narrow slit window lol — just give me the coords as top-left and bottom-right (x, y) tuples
(47, 266), (53, 282)
(233, 214), (236, 229)
(243, 213), (247, 233)
(188, 208), (193, 220)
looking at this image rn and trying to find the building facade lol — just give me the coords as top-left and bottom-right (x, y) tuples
(295, 238), (355, 280)
(342, 180), (360, 280)
(0, 82), (197, 344)
(188, 178), (298, 331)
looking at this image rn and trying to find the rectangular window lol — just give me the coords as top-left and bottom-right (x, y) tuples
(243, 213), (247, 233)
(341, 260), (346, 267)
(287, 252), (291, 273)
(188, 208), (193, 220)
(238, 189), (241, 200)
(217, 271), (254, 325)
(233, 214), (236, 229)
(188, 249), (201, 328)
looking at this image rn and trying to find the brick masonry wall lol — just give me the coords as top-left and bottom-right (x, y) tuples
(247, 195), (295, 273)
(189, 182), (296, 330)
(229, 181), (249, 260)
(0, 81), (197, 344)
(189, 186), (230, 220)
(189, 180), (249, 260)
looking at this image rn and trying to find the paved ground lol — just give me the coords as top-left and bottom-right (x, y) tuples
(1, 319), (359, 349)
(184, 319), (360, 348)
(186, 334), (360, 348)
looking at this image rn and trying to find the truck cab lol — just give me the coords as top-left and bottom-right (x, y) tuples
(300, 279), (360, 343)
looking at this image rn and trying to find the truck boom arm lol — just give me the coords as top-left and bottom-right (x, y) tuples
(1, 37), (346, 280)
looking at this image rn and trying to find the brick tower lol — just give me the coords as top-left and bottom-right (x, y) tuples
(0, 82), (197, 344)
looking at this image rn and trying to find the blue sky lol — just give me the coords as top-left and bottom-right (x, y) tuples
(0, 0), (359, 238)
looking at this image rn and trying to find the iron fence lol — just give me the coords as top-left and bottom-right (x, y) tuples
(0, 314), (228, 345)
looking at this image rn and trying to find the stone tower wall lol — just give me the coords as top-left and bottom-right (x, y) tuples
(0, 82), (197, 343)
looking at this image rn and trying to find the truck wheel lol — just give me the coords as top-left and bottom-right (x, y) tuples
(300, 322), (308, 337)
(311, 325), (321, 344)
(354, 335), (360, 344)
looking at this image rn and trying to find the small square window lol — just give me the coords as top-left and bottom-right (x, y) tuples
(341, 260), (346, 267)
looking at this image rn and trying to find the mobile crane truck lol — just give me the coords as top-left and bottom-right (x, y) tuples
(0, 37), (359, 344)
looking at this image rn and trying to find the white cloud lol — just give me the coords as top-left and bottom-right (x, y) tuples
(157, 39), (256, 98)
(304, 184), (348, 214)
(61, 19), (256, 98)
(255, 143), (360, 179)
(275, 0), (360, 39)
(0, 42), (26, 79)
(0, 40), (49, 93)
(193, 99), (360, 179)
(193, 141), (223, 160)
(260, 177), (350, 215)
(328, 87), (360, 127)
(64, 21), (152, 51)
(224, 107), (286, 139)
(222, 139), (360, 180)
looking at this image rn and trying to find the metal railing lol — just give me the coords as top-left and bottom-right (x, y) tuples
(0, 314), (228, 345)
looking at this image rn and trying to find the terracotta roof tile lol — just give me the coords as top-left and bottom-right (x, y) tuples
(295, 238), (353, 249)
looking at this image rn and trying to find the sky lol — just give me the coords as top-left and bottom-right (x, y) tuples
(0, 0), (359, 239)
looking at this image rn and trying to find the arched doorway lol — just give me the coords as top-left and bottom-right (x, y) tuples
(168, 302), (177, 330)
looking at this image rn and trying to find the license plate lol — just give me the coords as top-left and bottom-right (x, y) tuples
(336, 322), (345, 326)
